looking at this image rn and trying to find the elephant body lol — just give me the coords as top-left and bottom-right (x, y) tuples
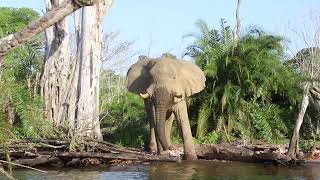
(126, 57), (206, 160)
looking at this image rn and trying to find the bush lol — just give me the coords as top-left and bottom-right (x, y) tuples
(0, 7), (52, 139)
(186, 19), (302, 143)
(101, 91), (148, 148)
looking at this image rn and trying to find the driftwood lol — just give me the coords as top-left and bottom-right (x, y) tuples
(56, 152), (178, 162)
(1, 138), (310, 168)
(194, 144), (295, 165)
(0, 138), (179, 168)
(13, 157), (61, 166)
(0, 160), (47, 173)
(0, 165), (15, 180)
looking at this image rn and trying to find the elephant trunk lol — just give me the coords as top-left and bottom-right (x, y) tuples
(155, 106), (169, 151)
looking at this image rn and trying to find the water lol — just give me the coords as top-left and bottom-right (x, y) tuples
(8, 160), (320, 180)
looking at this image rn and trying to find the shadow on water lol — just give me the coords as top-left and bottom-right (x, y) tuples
(9, 160), (320, 180)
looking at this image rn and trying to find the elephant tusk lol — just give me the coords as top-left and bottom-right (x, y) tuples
(140, 92), (150, 98)
(174, 92), (183, 98)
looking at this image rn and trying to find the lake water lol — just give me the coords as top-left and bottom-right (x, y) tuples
(9, 160), (320, 180)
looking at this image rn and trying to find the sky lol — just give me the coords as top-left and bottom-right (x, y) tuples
(1, 0), (320, 60)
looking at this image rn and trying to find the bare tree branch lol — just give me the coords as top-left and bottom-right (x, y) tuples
(0, 0), (98, 61)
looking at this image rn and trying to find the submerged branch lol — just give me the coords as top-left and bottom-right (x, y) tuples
(0, 159), (47, 173)
(0, 165), (15, 180)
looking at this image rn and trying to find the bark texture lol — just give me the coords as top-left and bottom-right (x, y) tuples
(74, 0), (113, 139)
(288, 84), (310, 158)
(235, 0), (241, 39)
(41, 0), (71, 127)
(0, 0), (97, 60)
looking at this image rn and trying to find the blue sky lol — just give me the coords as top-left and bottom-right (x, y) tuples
(1, 0), (319, 58)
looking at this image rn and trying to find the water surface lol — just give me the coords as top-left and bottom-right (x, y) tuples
(10, 160), (320, 180)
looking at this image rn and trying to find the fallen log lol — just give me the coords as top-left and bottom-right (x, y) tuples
(84, 141), (144, 155)
(193, 144), (298, 165)
(0, 151), (39, 159)
(13, 156), (61, 166)
(1, 138), (308, 167)
(9, 139), (69, 146)
(56, 152), (178, 162)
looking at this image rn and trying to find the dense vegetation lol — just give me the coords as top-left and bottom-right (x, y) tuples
(0, 7), (316, 149)
(0, 7), (52, 144)
(186, 20), (303, 144)
(99, 71), (148, 148)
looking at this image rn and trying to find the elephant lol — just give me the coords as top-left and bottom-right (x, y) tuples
(126, 56), (206, 160)
(144, 98), (175, 153)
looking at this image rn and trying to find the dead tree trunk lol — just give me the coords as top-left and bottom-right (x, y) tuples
(0, 0), (98, 61)
(288, 83), (310, 158)
(41, 0), (71, 127)
(235, 0), (241, 39)
(74, 0), (113, 139)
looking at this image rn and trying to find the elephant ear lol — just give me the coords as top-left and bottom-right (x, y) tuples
(177, 60), (206, 97)
(126, 59), (155, 94)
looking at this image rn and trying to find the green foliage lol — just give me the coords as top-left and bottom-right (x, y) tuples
(186, 19), (303, 143)
(245, 102), (288, 143)
(0, 7), (39, 37)
(0, 7), (51, 139)
(0, 119), (14, 144)
(101, 90), (148, 149)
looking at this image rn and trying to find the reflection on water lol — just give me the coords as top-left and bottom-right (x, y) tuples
(11, 165), (149, 180)
(8, 160), (320, 180)
(150, 160), (320, 180)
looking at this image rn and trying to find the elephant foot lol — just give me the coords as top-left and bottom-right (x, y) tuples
(148, 147), (157, 154)
(183, 153), (198, 160)
(168, 145), (175, 150)
(148, 142), (157, 154)
(159, 149), (183, 158)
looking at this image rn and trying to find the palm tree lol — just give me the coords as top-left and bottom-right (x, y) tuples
(185, 19), (302, 143)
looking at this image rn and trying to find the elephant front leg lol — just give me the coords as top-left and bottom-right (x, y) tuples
(166, 112), (175, 149)
(149, 120), (157, 154)
(144, 99), (157, 153)
(155, 112), (174, 155)
(173, 100), (198, 160)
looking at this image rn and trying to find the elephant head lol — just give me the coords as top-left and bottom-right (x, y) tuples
(126, 57), (205, 151)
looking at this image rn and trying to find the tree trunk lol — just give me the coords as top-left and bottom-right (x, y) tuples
(288, 83), (310, 158)
(41, 0), (71, 127)
(73, 0), (113, 139)
(235, 0), (241, 39)
(0, 0), (97, 61)
(5, 106), (16, 125)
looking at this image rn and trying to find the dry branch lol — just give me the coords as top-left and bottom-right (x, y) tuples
(0, 139), (307, 168)
(0, 165), (15, 180)
(0, 159), (47, 173)
(193, 144), (297, 165)
(0, 0), (97, 59)
(12, 157), (60, 167)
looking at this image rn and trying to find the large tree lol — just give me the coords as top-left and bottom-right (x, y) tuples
(0, 0), (113, 140)
(73, 0), (113, 139)
(41, 0), (71, 127)
(286, 13), (320, 158)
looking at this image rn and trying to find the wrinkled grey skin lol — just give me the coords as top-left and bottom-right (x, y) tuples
(126, 57), (206, 160)
(144, 98), (175, 153)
